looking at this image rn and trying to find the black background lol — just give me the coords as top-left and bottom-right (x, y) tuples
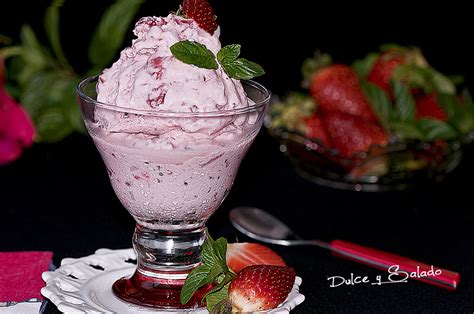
(1, 1), (474, 312)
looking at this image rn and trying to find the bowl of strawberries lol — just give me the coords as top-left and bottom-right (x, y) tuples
(267, 45), (474, 191)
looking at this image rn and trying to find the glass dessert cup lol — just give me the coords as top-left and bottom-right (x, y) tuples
(77, 76), (270, 309)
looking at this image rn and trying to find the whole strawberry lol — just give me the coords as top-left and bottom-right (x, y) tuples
(304, 114), (331, 146)
(323, 111), (388, 158)
(182, 0), (218, 34)
(310, 65), (377, 122)
(416, 93), (447, 121)
(368, 50), (406, 94)
(228, 265), (296, 312)
(367, 47), (429, 96)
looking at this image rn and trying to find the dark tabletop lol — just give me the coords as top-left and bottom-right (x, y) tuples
(2, 1), (474, 313)
(1, 131), (474, 313)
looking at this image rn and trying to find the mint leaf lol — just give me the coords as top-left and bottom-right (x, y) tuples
(180, 265), (211, 304)
(361, 81), (392, 130)
(217, 44), (241, 64)
(212, 238), (229, 270)
(352, 52), (379, 78)
(88, 0), (143, 70)
(206, 282), (231, 312)
(417, 118), (458, 141)
(171, 41), (219, 70)
(180, 231), (234, 306)
(221, 58), (265, 80)
(392, 80), (416, 122)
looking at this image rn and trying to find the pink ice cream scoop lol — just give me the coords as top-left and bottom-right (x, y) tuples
(97, 14), (249, 113)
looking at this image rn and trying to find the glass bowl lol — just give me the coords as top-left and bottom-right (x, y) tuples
(266, 120), (473, 192)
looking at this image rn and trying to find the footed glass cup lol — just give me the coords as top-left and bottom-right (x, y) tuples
(76, 76), (269, 309)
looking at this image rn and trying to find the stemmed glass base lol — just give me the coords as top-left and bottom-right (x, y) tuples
(112, 225), (211, 309)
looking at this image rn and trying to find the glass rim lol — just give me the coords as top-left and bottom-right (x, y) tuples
(76, 75), (271, 118)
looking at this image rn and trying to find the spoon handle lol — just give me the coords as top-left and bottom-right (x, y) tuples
(330, 240), (460, 290)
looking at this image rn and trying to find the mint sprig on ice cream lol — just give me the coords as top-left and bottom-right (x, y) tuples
(171, 41), (265, 80)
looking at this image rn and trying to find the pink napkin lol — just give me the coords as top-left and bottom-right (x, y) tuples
(0, 251), (53, 302)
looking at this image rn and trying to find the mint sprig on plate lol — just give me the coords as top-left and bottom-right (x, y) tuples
(170, 40), (265, 80)
(180, 230), (235, 312)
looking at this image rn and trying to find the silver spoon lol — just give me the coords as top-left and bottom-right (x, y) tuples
(229, 206), (459, 290)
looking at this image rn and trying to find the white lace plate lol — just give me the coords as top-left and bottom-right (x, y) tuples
(42, 248), (305, 313)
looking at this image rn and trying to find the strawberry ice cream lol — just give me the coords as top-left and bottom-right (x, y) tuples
(86, 14), (267, 230)
(97, 14), (249, 114)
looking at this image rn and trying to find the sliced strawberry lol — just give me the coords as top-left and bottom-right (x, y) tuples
(310, 65), (377, 122)
(303, 113), (331, 146)
(416, 93), (447, 121)
(182, 0), (218, 34)
(226, 243), (285, 274)
(228, 265), (296, 312)
(323, 111), (388, 158)
(368, 51), (406, 94)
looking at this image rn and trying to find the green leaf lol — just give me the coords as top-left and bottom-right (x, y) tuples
(352, 52), (379, 78)
(88, 0), (143, 69)
(35, 107), (74, 143)
(171, 40), (219, 70)
(392, 80), (416, 122)
(393, 64), (432, 91)
(361, 81), (392, 130)
(391, 122), (424, 140)
(221, 58), (265, 80)
(212, 237), (228, 269)
(20, 71), (59, 118)
(180, 265), (211, 304)
(180, 231), (235, 306)
(431, 70), (456, 95)
(0, 46), (23, 59)
(206, 282), (231, 312)
(19, 71), (81, 141)
(45, 0), (71, 69)
(19, 25), (51, 74)
(202, 237), (228, 277)
(393, 64), (456, 95)
(437, 93), (474, 134)
(217, 44), (241, 64)
(301, 51), (332, 89)
(20, 24), (44, 52)
(417, 118), (458, 141)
